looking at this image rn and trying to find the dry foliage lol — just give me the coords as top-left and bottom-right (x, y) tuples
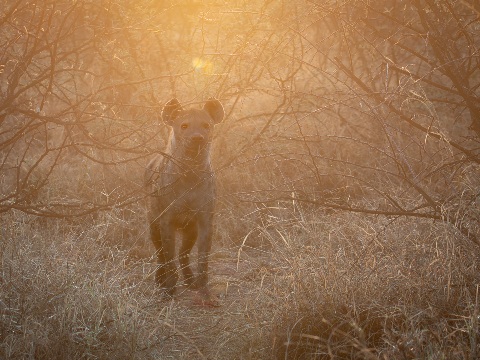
(1, 0), (479, 359)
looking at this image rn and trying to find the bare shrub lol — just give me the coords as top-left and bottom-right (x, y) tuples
(1, 0), (479, 358)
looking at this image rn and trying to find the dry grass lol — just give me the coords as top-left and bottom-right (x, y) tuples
(1, 1), (479, 358)
(1, 203), (479, 359)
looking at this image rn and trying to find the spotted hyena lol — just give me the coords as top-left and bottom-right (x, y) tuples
(145, 98), (224, 296)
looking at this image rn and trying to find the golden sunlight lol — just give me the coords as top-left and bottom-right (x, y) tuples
(192, 57), (214, 74)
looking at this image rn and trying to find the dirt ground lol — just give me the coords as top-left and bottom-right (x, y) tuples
(136, 248), (277, 359)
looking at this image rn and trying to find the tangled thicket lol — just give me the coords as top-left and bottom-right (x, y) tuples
(1, 1), (479, 359)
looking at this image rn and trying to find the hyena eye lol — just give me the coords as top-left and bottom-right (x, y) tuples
(181, 123), (188, 130)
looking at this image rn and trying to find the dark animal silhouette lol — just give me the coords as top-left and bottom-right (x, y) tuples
(145, 98), (224, 296)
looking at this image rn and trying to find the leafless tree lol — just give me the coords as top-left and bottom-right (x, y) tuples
(1, 0), (478, 245)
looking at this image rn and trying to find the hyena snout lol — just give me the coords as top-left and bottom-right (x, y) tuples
(190, 133), (205, 142)
(182, 131), (209, 155)
(186, 133), (207, 148)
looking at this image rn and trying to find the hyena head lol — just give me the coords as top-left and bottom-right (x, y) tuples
(162, 98), (224, 159)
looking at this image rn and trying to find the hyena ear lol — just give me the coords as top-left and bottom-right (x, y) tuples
(162, 98), (183, 125)
(203, 98), (224, 125)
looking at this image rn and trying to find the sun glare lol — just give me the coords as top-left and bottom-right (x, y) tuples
(192, 57), (214, 74)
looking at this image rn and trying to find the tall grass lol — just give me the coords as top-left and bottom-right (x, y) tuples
(1, 203), (478, 359)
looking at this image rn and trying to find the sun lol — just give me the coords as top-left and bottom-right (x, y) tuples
(192, 57), (214, 75)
